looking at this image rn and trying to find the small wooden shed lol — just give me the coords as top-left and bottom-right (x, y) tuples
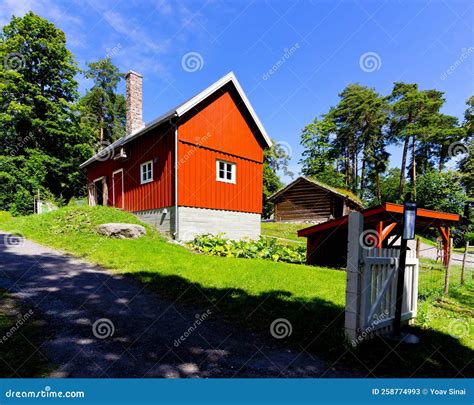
(268, 177), (363, 223)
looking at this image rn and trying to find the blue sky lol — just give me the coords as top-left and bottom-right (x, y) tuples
(1, 0), (473, 182)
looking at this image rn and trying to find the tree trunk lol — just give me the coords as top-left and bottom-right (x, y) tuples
(360, 156), (365, 195)
(376, 172), (381, 203)
(412, 134), (417, 200)
(352, 146), (357, 192)
(345, 149), (349, 187)
(399, 135), (409, 198)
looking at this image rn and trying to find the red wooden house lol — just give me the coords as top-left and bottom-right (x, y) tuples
(80, 72), (272, 240)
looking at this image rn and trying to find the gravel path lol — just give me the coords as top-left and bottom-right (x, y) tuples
(418, 242), (474, 268)
(0, 231), (352, 378)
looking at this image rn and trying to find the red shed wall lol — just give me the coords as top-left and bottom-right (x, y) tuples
(177, 85), (264, 214)
(85, 126), (174, 211)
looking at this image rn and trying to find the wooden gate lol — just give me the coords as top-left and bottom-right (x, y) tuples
(345, 212), (419, 344)
(360, 248), (418, 331)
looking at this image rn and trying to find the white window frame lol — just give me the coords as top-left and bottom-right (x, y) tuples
(216, 160), (236, 184)
(92, 176), (106, 206)
(140, 160), (153, 184)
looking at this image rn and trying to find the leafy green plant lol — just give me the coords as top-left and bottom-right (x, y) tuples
(189, 234), (306, 264)
(0, 211), (12, 223)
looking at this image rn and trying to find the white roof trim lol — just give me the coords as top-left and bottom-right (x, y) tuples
(80, 72), (271, 168)
(176, 71), (272, 148)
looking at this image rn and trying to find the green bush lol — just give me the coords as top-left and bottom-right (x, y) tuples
(0, 211), (12, 223)
(188, 234), (306, 264)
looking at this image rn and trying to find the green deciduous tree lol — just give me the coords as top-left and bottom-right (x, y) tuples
(377, 168), (404, 205)
(416, 170), (467, 215)
(262, 141), (293, 219)
(299, 117), (345, 188)
(0, 12), (91, 213)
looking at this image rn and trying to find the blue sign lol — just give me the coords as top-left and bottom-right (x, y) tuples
(403, 201), (417, 240)
(0, 379), (472, 404)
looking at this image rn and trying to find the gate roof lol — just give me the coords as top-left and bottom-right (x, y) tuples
(298, 202), (460, 238)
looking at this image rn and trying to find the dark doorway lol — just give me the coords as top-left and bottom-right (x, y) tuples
(94, 179), (105, 206)
(334, 198), (344, 218)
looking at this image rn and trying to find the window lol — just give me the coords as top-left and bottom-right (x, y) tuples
(216, 160), (236, 184)
(140, 160), (153, 184)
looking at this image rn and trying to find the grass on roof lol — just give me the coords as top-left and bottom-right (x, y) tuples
(306, 177), (364, 206)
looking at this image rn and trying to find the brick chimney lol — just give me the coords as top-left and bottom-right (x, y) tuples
(125, 71), (145, 135)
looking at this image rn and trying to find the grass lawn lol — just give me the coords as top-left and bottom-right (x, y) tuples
(1, 206), (473, 377)
(0, 290), (52, 377)
(453, 245), (474, 254)
(418, 258), (470, 295)
(261, 221), (307, 244)
(416, 234), (438, 247)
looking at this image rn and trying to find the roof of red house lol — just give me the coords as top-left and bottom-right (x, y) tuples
(80, 72), (272, 169)
(298, 202), (460, 237)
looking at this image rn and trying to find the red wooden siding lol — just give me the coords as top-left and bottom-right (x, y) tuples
(86, 126), (174, 211)
(176, 84), (264, 214)
(178, 85), (265, 163)
(177, 141), (263, 214)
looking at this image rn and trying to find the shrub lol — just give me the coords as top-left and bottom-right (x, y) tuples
(0, 211), (12, 223)
(188, 234), (306, 264)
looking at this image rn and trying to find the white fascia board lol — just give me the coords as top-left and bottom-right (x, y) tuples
(175, 72), (272, 148)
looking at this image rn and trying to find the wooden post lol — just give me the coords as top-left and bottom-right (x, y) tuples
(444, 238), (453, 295)
(438, 226), (451, 266)
(376, 221), (384, 248)
(345, 212), (364, 342)
(416, 237), (420, 259)
(461, 242), (469, 285)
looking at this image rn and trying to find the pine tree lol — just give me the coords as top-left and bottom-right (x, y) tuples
(79, 58), (126, 146)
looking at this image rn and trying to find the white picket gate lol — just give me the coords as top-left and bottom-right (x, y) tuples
(345, 212), (419, 343)
(360, 248), (419, 331)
